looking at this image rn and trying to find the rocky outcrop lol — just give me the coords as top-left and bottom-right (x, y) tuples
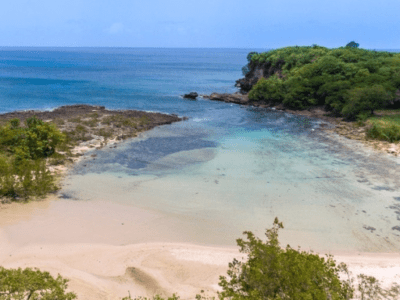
(183, 92), (198, 99)
(235, 59), (286, 93)
(203, 93), (249, 105)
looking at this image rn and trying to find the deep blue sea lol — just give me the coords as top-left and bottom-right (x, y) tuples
(0, 47), (255, 114)
(2, 47), (400, 251)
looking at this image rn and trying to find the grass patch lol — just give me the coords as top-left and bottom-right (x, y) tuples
(366, 112), (400, 142)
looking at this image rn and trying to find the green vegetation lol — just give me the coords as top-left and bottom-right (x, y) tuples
(121, 218), (400, 300)
(218, 217), (353, 299)
(346, 41), (360, 49)
(0, 117), (64, 162)
(244, 45), (400, 120)
(0, 267), (76, 300)
(1, 218), (398, 299)
(366, 112), (400, 142)
(0, 157), (56, 199)
(0, 117), (65, 200)
(0, 111), (157, 201)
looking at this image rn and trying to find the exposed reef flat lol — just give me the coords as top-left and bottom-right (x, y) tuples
(0, 104), (185, 135)
(0, 104), (186, 187)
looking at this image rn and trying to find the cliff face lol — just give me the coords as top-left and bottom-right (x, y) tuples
(235, 59), (286, 93)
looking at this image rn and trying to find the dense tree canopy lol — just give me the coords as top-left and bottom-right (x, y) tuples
(244, 45), (400, 120)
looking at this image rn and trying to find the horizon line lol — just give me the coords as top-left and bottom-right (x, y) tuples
(0, 46), (399, 51)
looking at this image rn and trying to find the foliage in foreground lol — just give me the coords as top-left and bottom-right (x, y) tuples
(122, 218), (400, 300)
(218, 217), (353, 299)
(243, 44), (400, 120)
(0, 267), (76, 300)
(1, 218), (399, 300)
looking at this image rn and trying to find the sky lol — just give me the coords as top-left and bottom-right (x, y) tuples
(1, 0), (399, 49)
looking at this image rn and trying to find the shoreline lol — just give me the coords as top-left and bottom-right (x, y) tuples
(202, 92), (400, 157)
(0, 222), (399, 299)
(1, 104), (400, 298)
(0, 104), (186, 204)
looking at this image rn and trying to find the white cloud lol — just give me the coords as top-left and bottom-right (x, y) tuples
(105, 22), (124, 34)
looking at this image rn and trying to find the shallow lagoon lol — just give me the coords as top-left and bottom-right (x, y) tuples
(40, 103), (400, 253)
(1, 48), (400, 253)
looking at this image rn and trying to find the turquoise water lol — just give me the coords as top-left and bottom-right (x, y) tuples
(2, 48), (400, 252)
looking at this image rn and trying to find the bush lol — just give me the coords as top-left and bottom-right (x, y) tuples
(0, 156), (56, 200)
(0, 266), (76, 300)
(0, 116), (65, 162)
(342, 85), (394, 120)
(366, 123), (400, 143)
(218, 217), (353, 300)
(248, 76), (285, 103)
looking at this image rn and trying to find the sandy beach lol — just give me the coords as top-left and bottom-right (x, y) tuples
(1, 106), (400, 299)
(1, 194), (400, 299)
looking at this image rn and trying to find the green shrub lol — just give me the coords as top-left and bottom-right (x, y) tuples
(0, 266), (76, 300)
(248, 76), (285, 103)
(366, 123), (400, 143)
(0, 116), (65, 162)
(0, 156), (56, 200)
(218, 217), (353, 300)
(342, 85), (394, 120)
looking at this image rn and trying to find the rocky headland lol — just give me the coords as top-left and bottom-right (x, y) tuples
(194, 64), (400, 157)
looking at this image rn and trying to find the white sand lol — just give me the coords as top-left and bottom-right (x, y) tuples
(1, 199), (399, 300)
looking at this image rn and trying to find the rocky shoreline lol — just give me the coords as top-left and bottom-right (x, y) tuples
(0, 105), (186, 185)
(199, 92), (400, 157)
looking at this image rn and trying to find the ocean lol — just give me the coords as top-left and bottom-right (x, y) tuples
(1, 47), (400, 252)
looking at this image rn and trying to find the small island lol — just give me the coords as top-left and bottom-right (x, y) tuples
(0, 105), (185, 202)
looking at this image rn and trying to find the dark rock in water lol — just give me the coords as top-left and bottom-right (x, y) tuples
(183, 92), (198, 99)
(204, 93), (249, 104)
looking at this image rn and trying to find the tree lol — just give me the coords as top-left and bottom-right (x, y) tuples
(341, 85), (394, 120)
(218, 218), (353, 300)
(345, 41), (359, 48)
(0, 116), (65, 162)
(0, 267), (76, 300)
